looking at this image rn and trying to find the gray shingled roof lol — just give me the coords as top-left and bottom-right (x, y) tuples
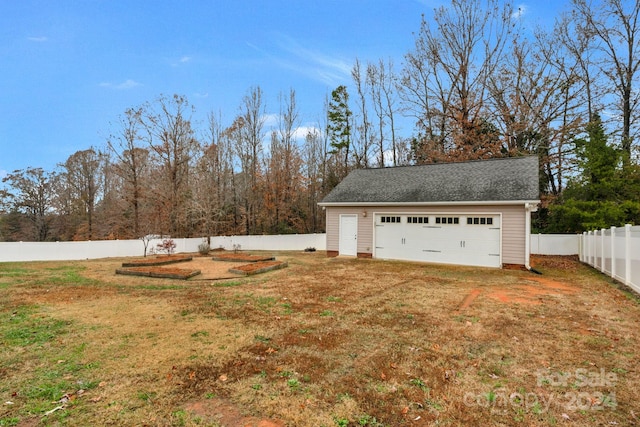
(320, 156), (540, 204)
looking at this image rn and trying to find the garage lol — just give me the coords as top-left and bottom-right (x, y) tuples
(374, 213), (501, 267)
(319, 156), (540, 269)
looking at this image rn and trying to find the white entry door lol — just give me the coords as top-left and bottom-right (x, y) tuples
(339, 214), (358, 256)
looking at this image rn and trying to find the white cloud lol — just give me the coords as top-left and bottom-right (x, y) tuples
(293, 125), (321, 140)
(99, 79), (141, 90)
(512, 4), (528, 20)
(27, 36), (48, 42)
(180, 56), (191, 63)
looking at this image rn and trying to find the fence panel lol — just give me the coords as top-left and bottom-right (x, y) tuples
(614, 231), (627, 284)
(530, 234), (579, 255)
(0, 234), (328, 262)
(603, 229), (612, 275)
(629, 226), (640, 294)
(580, 225), (640, 295)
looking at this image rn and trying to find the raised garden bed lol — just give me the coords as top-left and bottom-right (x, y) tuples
(228, 261), (288, 276)
(115, 266), (201, 280)
(121, 256), (192, 267)
(211, 253), (275, 263)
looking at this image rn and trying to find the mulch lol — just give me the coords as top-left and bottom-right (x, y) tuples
(211, 253), (275, 263)
(115, 266), (201, 280)
(121, 256), (193, 267)
(228, 261), (288, 276)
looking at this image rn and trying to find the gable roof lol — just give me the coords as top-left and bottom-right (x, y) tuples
(320, 156), (540, 205)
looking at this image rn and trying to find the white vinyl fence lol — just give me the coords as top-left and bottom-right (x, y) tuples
(580, 225), (640, 294)
(0, 234), (327, 262)
(530, 234), (579, 255)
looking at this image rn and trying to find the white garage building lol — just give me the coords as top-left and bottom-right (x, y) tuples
(318, 156), (540, 269)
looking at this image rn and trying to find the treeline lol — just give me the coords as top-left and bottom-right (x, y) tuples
(2, 0), (640, 241)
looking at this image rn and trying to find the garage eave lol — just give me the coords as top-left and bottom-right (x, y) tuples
(318, 200), (541, 208)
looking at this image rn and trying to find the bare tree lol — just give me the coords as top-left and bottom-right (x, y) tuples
(301, 128), (325, 232)
(573, 0), (640, 159)
(351, 59), (373, 168)
(1, 168), (57, 241)
(265, 89), (303, 233)
(367, 59), (400, 166)
(401, 0), (513, 162)
(228, 87), (267, 235)
(61, 148), (105, 239)
(142, 94), (199, 236)
(106, 107), (150, 237)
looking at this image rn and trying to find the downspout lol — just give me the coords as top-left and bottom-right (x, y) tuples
(525, 202), (541, 273)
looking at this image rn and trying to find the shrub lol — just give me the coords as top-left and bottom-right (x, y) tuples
(156, 239), (176, 255)
(198, 242), (211, 255)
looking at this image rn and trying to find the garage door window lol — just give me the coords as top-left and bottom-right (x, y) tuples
(435, 216), (459, 224)
(408, 216), (429, 224)
(380, 216), (401, 223)
(467, 217), (493, 225)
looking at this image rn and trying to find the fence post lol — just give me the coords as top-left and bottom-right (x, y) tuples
(599, 229), (604, 272)
(591, 230), (596, 267)
(611, 226), (616, 279)
(625, 224), (632, 288)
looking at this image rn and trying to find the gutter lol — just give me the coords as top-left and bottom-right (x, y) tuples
(318, 200), (542, 207)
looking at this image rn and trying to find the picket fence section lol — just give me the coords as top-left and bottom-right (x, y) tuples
(580, 225), (640, 294)
(0, 234), (327, 262)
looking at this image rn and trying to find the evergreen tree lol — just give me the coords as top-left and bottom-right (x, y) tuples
(326, 85), (353, 180)
(545, 114), (640, 232)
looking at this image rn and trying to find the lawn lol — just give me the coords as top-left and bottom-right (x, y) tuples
(0, 253), (638, 426)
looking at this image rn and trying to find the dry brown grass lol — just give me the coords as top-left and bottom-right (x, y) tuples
(1, 253), (639, 426)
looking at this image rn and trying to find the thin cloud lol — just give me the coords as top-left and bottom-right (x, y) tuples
(278, 37), (352, 85)
(170, 55), (192, 66)
(99, 79), (141, 90)
(250, 34), (352, 86)
(27, 36), (48, 42)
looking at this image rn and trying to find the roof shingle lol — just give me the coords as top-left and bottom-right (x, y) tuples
(320, 156), (540, 204)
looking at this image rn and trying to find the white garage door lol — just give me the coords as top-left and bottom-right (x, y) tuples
(374, 214), (501, 267)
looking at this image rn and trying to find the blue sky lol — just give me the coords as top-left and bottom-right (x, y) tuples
(0, 0), (559, 177)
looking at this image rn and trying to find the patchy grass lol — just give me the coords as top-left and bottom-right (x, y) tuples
(0, 253), (639, 426)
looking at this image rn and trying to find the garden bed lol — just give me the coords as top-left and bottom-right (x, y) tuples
(121, 255), (192, 267)
(115, 266), (201, 280)
(211, 253), (275, 263)
(228, 260), (287, 276)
